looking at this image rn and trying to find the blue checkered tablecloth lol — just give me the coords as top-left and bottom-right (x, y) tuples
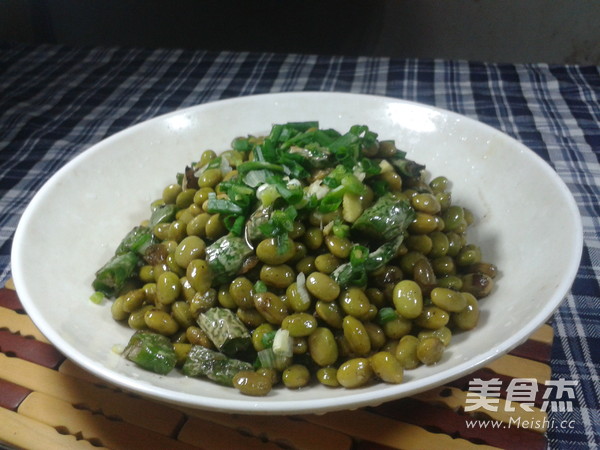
(1, 43), (598, 448)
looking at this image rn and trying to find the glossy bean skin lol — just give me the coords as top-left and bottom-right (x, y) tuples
(167, 220), (187, 242)
(336, 358), (373, 388)
(339, 287), (371, 318)
(189, 289), (217, 316)
(364, 322), (386, 350)
(428, 231), (449, 258)
(144, 309), (179, 336)
(282, 364), (311, 389)
(392, 280), (423, 319)
(186, 259), (213, 294)
(173, 343), (192, 366)
(456, 244), (482, 267)
(405, 235), (433, 255)
(314, 253), (341, 274)
(324, 235), (352, 258)
(256, 237), (296, 265)
(451, 292), (480, 330)
(416, 336), (445, 365)
(315, 301), (343, 328)
(436, 275), (463, 290)
(171, 301), (195, 328)
(162, 184), (182, 204)
(236, 307), (266, 328)
(408, 212), (439, 234)
(429, 176), (449, 193)
(174, 236), (206, 269)
(111, 295), (129, 321)
(175, 189), (196, 210)
(229, 277), (254, 309)
(413, 258), (437, 295)
(444, 206), (468, 233)
(370, 351), (404, 384)
(395, 335), (420, 369)
(251, 323), (275, 351)
(415, 306), (450, 330)
(254, 292), (289, 325)
(205, 214), (226, 240)
(316, 367), (340, 387)
(295, 256), (316, 275)
(186, 326), (213, 348)
(121, 289), (145, 313)
(197, 168), (223, 188)
(260, 264), (295, 289)
(382, 315), (412, 340)
(233, 370), (272, 396)
(156, 271), (182, 305)
(286, 282), (311, 312)
(197, 149), (217, 167)
(342, 315), (371, 356)
(308, 327), (339, 366)
(418, 326), (452, 347)
(430, 287), (467, 312)
(282, 313), (317, 337)
(193, 187), (214, 208)
(303, 227), (323, 250)
(462, 273), (494, 298)
(411, 193), (441, 215)
(217, 285), (237, 308)
(306, 272), (340, 302)
(186, 213), (210, 237)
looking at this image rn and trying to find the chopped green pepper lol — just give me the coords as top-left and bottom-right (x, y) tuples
(182, 345), (253, 386)
(197, 307), (252, 356)
(122, 330), (177, 375)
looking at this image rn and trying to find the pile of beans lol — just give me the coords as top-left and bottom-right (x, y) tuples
(108, 136), (497, 396)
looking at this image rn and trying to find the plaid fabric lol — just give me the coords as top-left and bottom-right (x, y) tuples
(1, 43), (598, 448)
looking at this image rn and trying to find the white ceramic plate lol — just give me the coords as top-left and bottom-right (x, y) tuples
(12, 92), (582, 414)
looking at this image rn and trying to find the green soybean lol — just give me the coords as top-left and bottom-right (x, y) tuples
(156, 271), (182, 305)
(336, 358), (373, 388)
(370, 351), (404, 384)
(308, 327), (339, 366)
(395, 335), (420, 369)
(415, 306), (450, 330)
(393, 280), (423, 319)
(430, 287), (468, 312)
(452, 292), (480, 330)
(342, 315), (371, 356)
(256, 237), (296, 265)
(282, 364), (310, 389)
(416, 336), (445, 365)
(339, 287), (371, 318)
(282, 313), (317, 337)
(306, 272), (340, 302)
(144, 309), (179, 336)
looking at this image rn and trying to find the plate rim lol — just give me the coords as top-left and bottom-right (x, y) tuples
(10, 91), (584, 414)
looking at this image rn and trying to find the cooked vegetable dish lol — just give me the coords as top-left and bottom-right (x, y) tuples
(92, 122), (497, 396)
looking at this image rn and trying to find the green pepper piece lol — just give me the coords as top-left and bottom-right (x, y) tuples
(388, 155), (426, 180)
(122, 330), (177, 375)
(363, 234), (406, 272)
(182, 345), (253, 386)
(149, 204), (177, 228)
(197, 307), (251, 356)
(205, 234), (253, 284)
(352, 194), (415, 241)
(92, 251), (139, 297)
(115, 226), (155, 256)
(331, 235), (405, 287)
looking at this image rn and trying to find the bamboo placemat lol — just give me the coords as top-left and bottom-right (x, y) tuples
(0, 282), (552, 449)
